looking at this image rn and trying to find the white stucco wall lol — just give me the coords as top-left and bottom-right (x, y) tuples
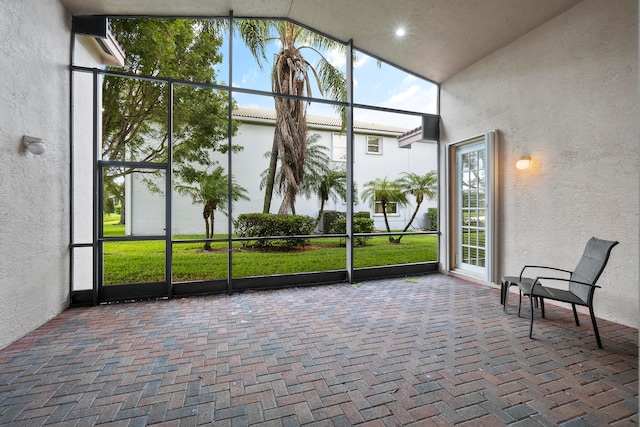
(128, 119), (438, 236)
(439, 0), (638, 328)
(0, 0), (72, 348)
(71, 36), (108, 291)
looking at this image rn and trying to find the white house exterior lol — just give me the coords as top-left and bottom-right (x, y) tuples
(127, 107), (438, 236)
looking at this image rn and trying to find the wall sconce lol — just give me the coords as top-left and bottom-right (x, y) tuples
(23, 136), (46, 155)
(515, 156), (530, 170)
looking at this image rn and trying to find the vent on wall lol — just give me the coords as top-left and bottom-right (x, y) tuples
(72, 16), (125, 68)
(72, 16), (108, 38)
(397, 115), (440, 148)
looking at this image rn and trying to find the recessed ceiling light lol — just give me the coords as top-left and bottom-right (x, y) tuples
(396, 28), (406, 37)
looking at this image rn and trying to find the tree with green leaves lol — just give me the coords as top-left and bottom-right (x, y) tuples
(395, 171), (438, 242)
(260, 133), (346, 220)
(175, 166), (249, 250)
(103, 18), (236, 223)
(312, 166), (348, 231)
(361, 177), (409, 243)
(236, 20), (346, 215)
(295, 136), (348, 229)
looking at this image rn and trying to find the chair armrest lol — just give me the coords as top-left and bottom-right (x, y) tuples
(531, 276), (601, 291)
(519, 265), (572, 281)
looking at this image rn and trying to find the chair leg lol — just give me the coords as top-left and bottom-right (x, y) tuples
(529, 293), (535, 339)
(540, 298), (545, 318)
(503, 284), (510, 313)
(589, 306), (603, 349)
(572, 304), (580, 326)
(517, 290), (522, 317)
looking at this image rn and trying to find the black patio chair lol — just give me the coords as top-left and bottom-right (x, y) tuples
(512, 237), (618, 348)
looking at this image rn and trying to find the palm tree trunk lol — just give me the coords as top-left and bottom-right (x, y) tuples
(273, 84), (307, 215)
(262, 132), (279, 213)
(278, 192), (296, 215)
(381, 201), (398, 243)
(203, 205), (211, 250)
(315, 198), (326, 231)
(396, 202), (423, 243)
(209, 210), (215, 250)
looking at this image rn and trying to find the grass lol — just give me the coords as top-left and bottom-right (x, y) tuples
(104, 235), (437, 284)
(103, 213), (125, 237)
(101, 215), (438, 285)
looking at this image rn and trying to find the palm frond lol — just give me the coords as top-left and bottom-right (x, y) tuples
(317, 58), (347, 129)
(362, 177), (409, 207)
(234, 20), (271, 69)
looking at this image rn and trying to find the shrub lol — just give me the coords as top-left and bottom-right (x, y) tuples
(427, 208), (438, 230)
(321, 211), (345, 233)
(104, 198), (115, 214)
(329, 217), (375, 247)
(234, 213), (316, 249)
(322, 211), (371, 233)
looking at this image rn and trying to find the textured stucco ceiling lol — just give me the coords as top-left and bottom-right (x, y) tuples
(58, 0), (582, 83)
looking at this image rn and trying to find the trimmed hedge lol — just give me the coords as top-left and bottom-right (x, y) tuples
(427, 207), (438, 231)
(322, 210), (371, 233)
(234, 213), (316, 248)
(328, 217), (375, 247)
(321, 211), (345, 233)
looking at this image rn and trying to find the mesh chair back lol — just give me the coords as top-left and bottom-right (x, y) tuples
(569, 237), (619, 302)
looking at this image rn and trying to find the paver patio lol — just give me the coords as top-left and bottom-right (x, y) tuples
(0, 274), (637, 426)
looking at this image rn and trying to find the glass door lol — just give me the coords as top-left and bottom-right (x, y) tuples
(453, 132), (496, 282)
(457, 142), (486, 273)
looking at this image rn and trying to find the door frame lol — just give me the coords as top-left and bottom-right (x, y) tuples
(444, 131), (498, 283)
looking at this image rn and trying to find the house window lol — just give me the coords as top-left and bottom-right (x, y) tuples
(373, 188), (398, 214)
(332, 133), (346, 161)
(367, 136), (381, 154)
(374, 201), (397, 214)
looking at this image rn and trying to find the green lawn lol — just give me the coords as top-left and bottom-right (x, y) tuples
(103, 213), (125, 236)
(101, 215), (437, 284)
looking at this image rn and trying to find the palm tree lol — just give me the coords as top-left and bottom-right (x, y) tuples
(236, 20), (346, 215)
(260, 133), (324, 215)
(296, 134), (333, 201)
(361, 177), (409, 243)
(396, 171), (438, 242)
(258, 133), (347, 229)
(175, 166), (249, 250)
(311, 167), (348, 230)
(258, 132), (347, 230)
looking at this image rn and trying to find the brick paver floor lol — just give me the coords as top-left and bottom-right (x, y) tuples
(0, 274), (637, 426)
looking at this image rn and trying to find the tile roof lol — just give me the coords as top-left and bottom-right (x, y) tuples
(233, 107), (411, 134)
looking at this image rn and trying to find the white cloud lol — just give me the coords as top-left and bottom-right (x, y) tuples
(383, 84), (438, 114)
(325, 48), (371, 70)
(326, 48), (346, 69)
(403, 74), (416, 85)
(387, 84), (421, 106)
(354, 108), (422, 130)
(351, 81), (439, 128)
(353, 54), (370, 69)
(241, 69), (259, 86)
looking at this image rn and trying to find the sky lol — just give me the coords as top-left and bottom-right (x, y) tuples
(214, 28), (438, 130)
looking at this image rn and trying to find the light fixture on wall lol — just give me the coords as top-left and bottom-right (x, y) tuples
(515, 156), (530, 170)
(23, 136), (46, 155)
